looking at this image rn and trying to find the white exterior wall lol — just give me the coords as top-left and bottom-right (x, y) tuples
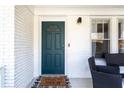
(0, 6), (34, 88)
(15, 6), (34, 87)
(34, 6), (124, 78)
(67, 16), (91, 78)
(0, 6), (15, 87)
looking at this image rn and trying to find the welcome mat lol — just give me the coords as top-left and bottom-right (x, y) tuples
(31, 75), (71, 88)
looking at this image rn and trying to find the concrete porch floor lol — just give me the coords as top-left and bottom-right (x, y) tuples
(69, 78), (92, 88)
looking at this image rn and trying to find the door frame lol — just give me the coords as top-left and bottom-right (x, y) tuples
(39, 16), (68, 75)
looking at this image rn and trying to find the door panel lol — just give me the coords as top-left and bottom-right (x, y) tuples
(42, 22), (65, 74)
(55, 33), (61, 49)
(46, 33), (52, 49)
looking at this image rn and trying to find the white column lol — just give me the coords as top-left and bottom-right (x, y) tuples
(33, 15), (41, 77)
(110, 17), (118, 53)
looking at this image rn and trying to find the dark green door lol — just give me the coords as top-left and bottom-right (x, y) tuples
(42, 22), (65, 74)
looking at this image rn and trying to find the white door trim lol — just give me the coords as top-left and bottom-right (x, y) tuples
(38, 15), (68, 75)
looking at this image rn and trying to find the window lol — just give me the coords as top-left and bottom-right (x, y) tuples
(118, 19), (124, 53)
(91, 19), (110, 58)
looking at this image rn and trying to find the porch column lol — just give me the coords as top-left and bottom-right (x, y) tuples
(110, 17), (118, 53)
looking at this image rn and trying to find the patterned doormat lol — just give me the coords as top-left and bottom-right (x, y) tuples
(31, 75), (71, 88)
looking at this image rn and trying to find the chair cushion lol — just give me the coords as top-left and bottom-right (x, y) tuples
(105, 53), (124, 66)
(96, 65), (120, 75)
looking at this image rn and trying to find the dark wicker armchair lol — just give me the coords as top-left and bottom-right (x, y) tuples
(88, 57), (122, 88)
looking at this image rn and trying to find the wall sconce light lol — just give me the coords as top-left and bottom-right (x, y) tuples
(77, 17), (82, 23)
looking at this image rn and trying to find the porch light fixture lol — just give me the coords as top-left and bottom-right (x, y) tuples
(77, 17), (82, 23)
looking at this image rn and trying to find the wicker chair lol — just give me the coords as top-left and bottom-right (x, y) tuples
(88, 57), (122, 88)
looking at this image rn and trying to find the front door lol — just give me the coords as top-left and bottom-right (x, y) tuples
(42, 22), (65, 74)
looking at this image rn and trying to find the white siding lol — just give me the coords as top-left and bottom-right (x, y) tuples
(0, 6), (15, 87)
(15, 6), (34, 87)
